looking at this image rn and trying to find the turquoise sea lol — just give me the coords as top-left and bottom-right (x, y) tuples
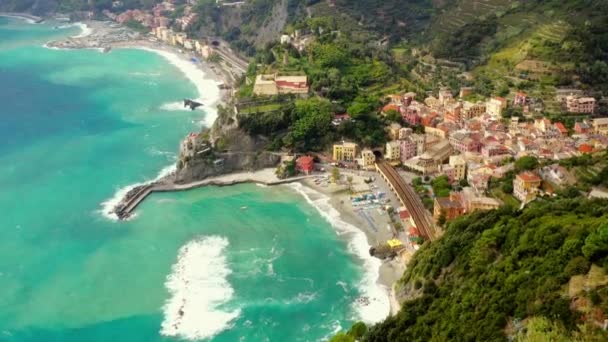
(0, 17), (387, 341)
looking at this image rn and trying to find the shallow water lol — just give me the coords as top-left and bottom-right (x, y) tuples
(0, 17), (385, 341)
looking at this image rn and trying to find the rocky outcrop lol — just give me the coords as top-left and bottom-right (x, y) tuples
(174, 118), (281, 184)
(174, 150), (281, 183)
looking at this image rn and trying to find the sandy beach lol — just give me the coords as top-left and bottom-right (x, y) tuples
(297, 172), (406, 315)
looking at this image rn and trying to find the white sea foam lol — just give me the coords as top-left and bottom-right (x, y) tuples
(129, 71), (162, 77)
(99, 164), (176, 220)
(98, 45), (221, 220)
(135, 47), (221, 127)
(284, 291), (318, 305)
(71, 22), (92, 38)
(0, 14), (36, 24)
(160, 236), (240, 341)
(159, 101), (203, 112)
(42, 42), (61, 50)
(286, 183), (391, 324)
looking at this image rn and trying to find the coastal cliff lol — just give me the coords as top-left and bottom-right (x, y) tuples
(174, 106), (281, 184)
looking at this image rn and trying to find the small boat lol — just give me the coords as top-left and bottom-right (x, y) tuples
(240, 206), (248, 210)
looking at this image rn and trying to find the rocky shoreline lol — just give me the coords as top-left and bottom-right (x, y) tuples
(45, 20), (139, 50)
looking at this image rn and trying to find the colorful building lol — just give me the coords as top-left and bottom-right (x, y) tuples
(486, 97), (507, 118)
(566, 95), (596, 114)
(296, 156), (314, 175)
(433, 196), (465, 222)
(513, 172), (542, 203)
(357, 149), (376, 168)
(593, 118), (608, 135)
(253, 74), (309, 96)
(385, 141), (401, 162)
(333, 142), (359, 162)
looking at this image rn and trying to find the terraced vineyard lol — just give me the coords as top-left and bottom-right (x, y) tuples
(428, 0), (513, 35)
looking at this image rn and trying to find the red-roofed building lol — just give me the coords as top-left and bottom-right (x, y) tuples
(399, 210), (410, 220)
(514, 171), (542, 203)
(421, 112), (438, 127)
(574, 121), (591, 134)
(382, 104), (400, 114)
(554, 122), (568, 136)
(579, 144), (593, 154)
(408, 227), (420, 237)
(296, 156), (314, 174)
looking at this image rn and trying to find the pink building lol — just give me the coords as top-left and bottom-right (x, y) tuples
(481, 145), (510, 159)
(449, 132), (481, 153)
(402, 107), (421, 126)
(400, 138), (417, 163)
(566, 95), (596, 114)
(513, 91), (528, 106)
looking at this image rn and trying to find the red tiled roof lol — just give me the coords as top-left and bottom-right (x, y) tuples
(382, 104), (399, 113)
(297, 155), (314, 164)
(555, 122), (568, 133)
(399, 210), (410, 220)
(409, 227), (420, 237)
(517, 172), (541, 183)
(579, 144), (593, 153)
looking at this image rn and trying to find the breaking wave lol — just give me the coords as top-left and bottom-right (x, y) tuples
(286, 183), (391, 324)
(99, 164), (175, 220)
(160, 236), (240, 340)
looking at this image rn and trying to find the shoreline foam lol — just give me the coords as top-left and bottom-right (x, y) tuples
(100, 164), (175, 220)
(160, 236), (240, 340)
(286, 183), (391, 324)
(133, 46), (221, 127)
(0, 13), (38, 24)
(97, 45), (221, 219)
(71, 22), (92, 38)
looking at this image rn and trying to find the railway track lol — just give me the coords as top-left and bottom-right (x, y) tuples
(376, 161), (437, 241)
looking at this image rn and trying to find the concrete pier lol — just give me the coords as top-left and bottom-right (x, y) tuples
(114, 173), (313, 220)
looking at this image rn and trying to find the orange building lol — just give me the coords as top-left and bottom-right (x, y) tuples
(433, 195), (465, 222)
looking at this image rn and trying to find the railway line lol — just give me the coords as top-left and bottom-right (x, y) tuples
(376, 161), (437, 241)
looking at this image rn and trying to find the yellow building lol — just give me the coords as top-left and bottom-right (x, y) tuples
(385, 141), (401, 162)
(424, 126), (447, 139)
(252, 74), (278, 96)
(252, 74), (309, 96)
(593, 118), (608, 135)
(357, 149), (376, 168)
(486, 97), (507, 118)
(449, 155), (466, 180)
(462, 101), (486, 120)
(513, 172), (542, 203)
(175, 32), (187, 46)
(183, 39), (194, 50)
(333, 142), (359, 162)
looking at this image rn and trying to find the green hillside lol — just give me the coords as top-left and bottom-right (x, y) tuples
(361, 196), (608, 341)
